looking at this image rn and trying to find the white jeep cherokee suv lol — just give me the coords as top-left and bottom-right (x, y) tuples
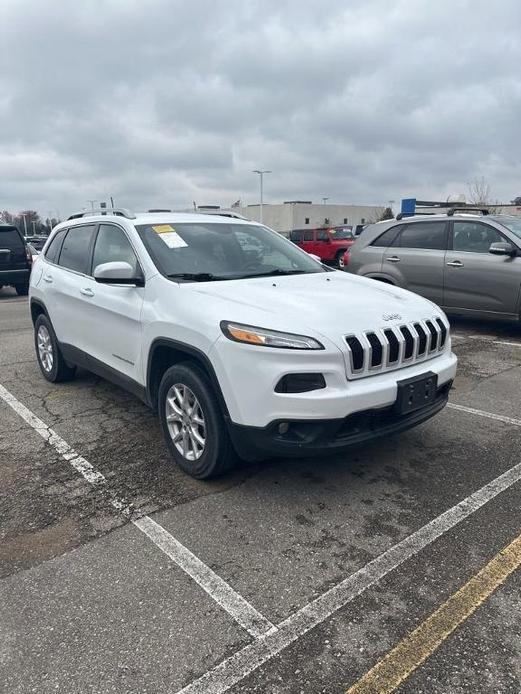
(30, 209), (457, 479)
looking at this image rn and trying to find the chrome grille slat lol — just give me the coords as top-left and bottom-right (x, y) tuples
(344, 316), (449, 379)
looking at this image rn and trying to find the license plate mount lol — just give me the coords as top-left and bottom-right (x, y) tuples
(395, 371), (438, 415)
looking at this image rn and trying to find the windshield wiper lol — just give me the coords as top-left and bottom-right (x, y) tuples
(237, 269), (312, 279)
(166, 272), (224, 282)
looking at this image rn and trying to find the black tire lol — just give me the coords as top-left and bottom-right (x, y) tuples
(15, 283), (29, 296)
(335, 250), (346, 269)
(158, 362), (238, 479)
(34, 314), (76, 383)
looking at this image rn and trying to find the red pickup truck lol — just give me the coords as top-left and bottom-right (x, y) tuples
(289, 226), (356, 268)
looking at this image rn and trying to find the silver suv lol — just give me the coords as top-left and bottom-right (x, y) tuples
(348, 210), (521, 322)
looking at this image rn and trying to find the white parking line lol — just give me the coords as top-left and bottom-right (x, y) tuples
(135, 516), (276, 637)
(0, 383), (275, 639)
(447, 402), (521, 427)
(176, 460), (521, 694)
(4, 380), (521, 693)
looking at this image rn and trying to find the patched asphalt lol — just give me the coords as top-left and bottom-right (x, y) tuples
(0, 289), (519, 693)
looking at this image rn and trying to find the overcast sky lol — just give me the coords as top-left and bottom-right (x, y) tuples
(2, 0), (520, 218)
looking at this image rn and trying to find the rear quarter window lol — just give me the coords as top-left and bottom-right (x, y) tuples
(44, 229), (67, 264)
(371, 225), (403, 247)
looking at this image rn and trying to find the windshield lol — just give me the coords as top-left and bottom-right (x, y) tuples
(494, 216), (521, 239)
(330, 227), (354, 240)
(135, 222), (326, 281)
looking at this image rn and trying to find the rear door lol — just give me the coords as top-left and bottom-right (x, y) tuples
(301, 229), (315, 255)
(314, 229), (330, 259)
(49, 224), (97, 349)
(443, 220), (521, 316)
(352, 224), (403, 278)
(0, 225), (29, 283)
(382, 220), (448, 304)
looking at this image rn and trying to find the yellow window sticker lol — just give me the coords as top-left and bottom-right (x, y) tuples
(152, 224), (175, 233)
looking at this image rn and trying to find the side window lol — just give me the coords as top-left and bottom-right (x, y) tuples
(44, 229), (67, 264)
(92, 224), (138, 273)
(371, 225), (403, 248)
(303, 230), (314, 241)
(398, 222), (447, 250)
(452, 222), (503, 253)
(58, 225), (96, 273)
(317, 230), (329, 241)
(290, 230), (303, 242)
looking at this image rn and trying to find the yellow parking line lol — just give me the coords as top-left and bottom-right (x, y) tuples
(346, 534), (521, 694)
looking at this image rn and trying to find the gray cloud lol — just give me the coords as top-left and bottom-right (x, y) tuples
(1, 0), (521, 218)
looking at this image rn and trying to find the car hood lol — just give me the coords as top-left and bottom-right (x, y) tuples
(184, 272), (443, 343)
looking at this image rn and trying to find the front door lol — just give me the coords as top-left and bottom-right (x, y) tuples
(443, 220), (521, 317)
(81, 223), (145, 380)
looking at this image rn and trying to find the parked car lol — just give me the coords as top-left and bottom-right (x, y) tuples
(348, 209), (521, 322)
(0, 223), (32, 295)
(290, 226), (356, 268)
(30, 209), (456, 479)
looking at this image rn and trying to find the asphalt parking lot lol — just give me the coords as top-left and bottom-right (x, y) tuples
(1, 286), (520, 694)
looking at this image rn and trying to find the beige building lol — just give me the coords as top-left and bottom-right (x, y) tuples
(235, 201), (384, 233)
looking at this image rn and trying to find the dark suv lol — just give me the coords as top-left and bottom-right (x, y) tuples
(0, 224), (32, 295)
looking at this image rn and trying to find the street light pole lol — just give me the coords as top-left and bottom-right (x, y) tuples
(21, 214), (28, 237)
(252, 170), (271, 224)
(87, 200), (97, 210)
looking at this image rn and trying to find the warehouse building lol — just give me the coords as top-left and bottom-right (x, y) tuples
(235, 201), (384, 234)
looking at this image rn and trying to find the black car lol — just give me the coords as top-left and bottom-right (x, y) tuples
(0, 224), (32, 295)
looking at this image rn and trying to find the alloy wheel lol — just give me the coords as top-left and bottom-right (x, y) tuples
(165, 383), (206, 461)
(37, 325), (54, 372)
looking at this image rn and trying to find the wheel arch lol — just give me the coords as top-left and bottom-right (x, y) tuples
(146, 338), (229, 416)
(30, 298), (50, 325)
(363, 273), (397, 285)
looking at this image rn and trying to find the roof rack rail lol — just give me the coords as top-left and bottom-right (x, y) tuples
(67, 208), (136, 220)
(395, 212), (436, 220)
(148, 208), (172, 213)
(446, 207), (489, 216)
(172, 208), (248, 220)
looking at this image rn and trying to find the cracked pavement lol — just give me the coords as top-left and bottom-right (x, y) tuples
(0, 289), (519, 693)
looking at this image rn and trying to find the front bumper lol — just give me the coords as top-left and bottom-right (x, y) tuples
(229, 379), (452, 461)
(210, 334), (457, 428)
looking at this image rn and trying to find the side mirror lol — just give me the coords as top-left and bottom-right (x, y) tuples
(489, 242), (516, 257)
(93, 261), (144, 286)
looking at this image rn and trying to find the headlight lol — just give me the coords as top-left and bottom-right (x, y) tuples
(220, 321), (324, 350)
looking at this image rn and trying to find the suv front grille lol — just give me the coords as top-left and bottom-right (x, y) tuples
(344, 317), (448, 379)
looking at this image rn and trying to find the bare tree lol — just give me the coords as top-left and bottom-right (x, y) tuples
(467, 176), (492, 205)
(466, 177), (502, 214)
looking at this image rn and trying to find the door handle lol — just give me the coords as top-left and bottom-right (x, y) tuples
(80, 288), (94, 297)
(446, 260), (464, 267)
(385, 256), (401, 263)
(43, 274), (53, 283)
